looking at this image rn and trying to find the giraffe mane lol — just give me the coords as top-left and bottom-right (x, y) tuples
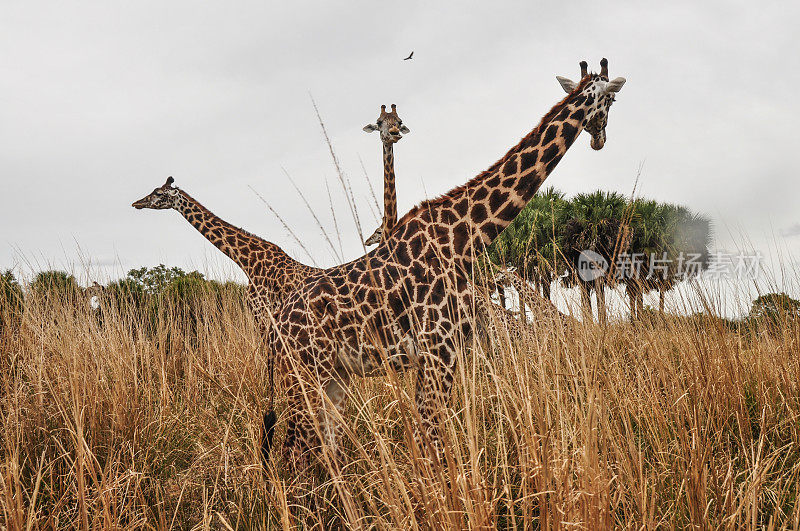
(390, 74), (594, 233)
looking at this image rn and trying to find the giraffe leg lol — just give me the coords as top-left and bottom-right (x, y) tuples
(281, 375), (349, 472)
(282, 390), (318, 473)
(261, 410), (277, 470)
(414, 347), (456, 459)
(319, 377), (348, 463)
(257, 320), (279, 471)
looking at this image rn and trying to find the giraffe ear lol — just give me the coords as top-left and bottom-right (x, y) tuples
(556, 76), (577, 93)
(605, 77), (626, 93)
(399, 124), (410, 134)
(363, 123), (379, 133)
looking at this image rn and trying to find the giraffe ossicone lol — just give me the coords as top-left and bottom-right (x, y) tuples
(264, 58), (626, 469)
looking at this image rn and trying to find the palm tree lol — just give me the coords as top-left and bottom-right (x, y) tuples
(624, 202), (712, 318)
(559, 190), (629, 324)
(624, 199), (666, 320)
(657, 205), (711, 313)
(521, 188), (567, 302)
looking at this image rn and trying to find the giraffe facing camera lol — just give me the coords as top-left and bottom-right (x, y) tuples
(554, 57), (626, 150)
(363, 103), (411, 246)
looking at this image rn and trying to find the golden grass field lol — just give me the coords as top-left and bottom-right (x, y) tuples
(2, 285), (799, 529)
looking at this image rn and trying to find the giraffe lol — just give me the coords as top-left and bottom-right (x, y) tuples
(363, 104), (410, 246)
(83, 281), (104, 311)
(469, 275), (537, 345)
(260, 58), (625, 468)
(493, 267), (576, 325)
(131, 177), (321, 324)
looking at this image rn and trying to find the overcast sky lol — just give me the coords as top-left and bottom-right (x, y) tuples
(2, 1), (799, 311)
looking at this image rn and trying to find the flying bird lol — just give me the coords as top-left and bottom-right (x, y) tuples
(403, 51), (414, 61)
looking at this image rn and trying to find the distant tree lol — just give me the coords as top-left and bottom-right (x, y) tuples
(559, 190), (629, 324)
(127, 264), (189, 295)
(105, 278), (146, 312)
(748, 292), (800, 329)
(158, 271), (250, 343)
(654, 205), (711, 314)
(117, 265), (245, 310)
(623, 199), (663, 320)
(216, 280), (248, 307)
(623, 201), (712, 320)
(487, 187), (566, 302)
(0, 270), (24, 333)
(29, 270), (80, 303)
(163, 271), (209, 305)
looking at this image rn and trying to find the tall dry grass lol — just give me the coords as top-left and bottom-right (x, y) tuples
(1, 283), (800, 529)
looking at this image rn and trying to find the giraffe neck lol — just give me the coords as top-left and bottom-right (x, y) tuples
(173, 190), (291, 281)
(379, 141), (398, 242)
(394, 78), (593, 267)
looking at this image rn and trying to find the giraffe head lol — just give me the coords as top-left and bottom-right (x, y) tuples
(556, 58), (625, 150)
(362, 104), (410, 144)
(492, 266), (517, 286)
(132, 176), (181, 210)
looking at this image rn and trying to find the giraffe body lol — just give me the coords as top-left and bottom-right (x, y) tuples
(266, 60), (626, 466)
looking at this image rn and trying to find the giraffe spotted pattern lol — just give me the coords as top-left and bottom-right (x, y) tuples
(264, 59), (626, 468)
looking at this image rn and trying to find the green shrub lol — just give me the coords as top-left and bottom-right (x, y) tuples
(0, 270), (24, 334)
(127, 264), (190, 295)
(106, 278), (146, 310)
(748, 292), (800, 331)
(29, 270), (80, 304)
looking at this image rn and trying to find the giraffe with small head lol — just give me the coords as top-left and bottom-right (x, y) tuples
(492, 266), (577, 326)
(263, 58), (626, 468)
(83, 281), (104, 311)
(363, 104), (410, 246)
(132, 177), (322, 324)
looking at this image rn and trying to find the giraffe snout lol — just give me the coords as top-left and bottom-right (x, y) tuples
(590, 130), (606, 150)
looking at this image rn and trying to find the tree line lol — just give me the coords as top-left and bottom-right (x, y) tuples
(2, 192), (798, 332)
(484, 188), (714, 323)
(0, 265), (245, 339)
